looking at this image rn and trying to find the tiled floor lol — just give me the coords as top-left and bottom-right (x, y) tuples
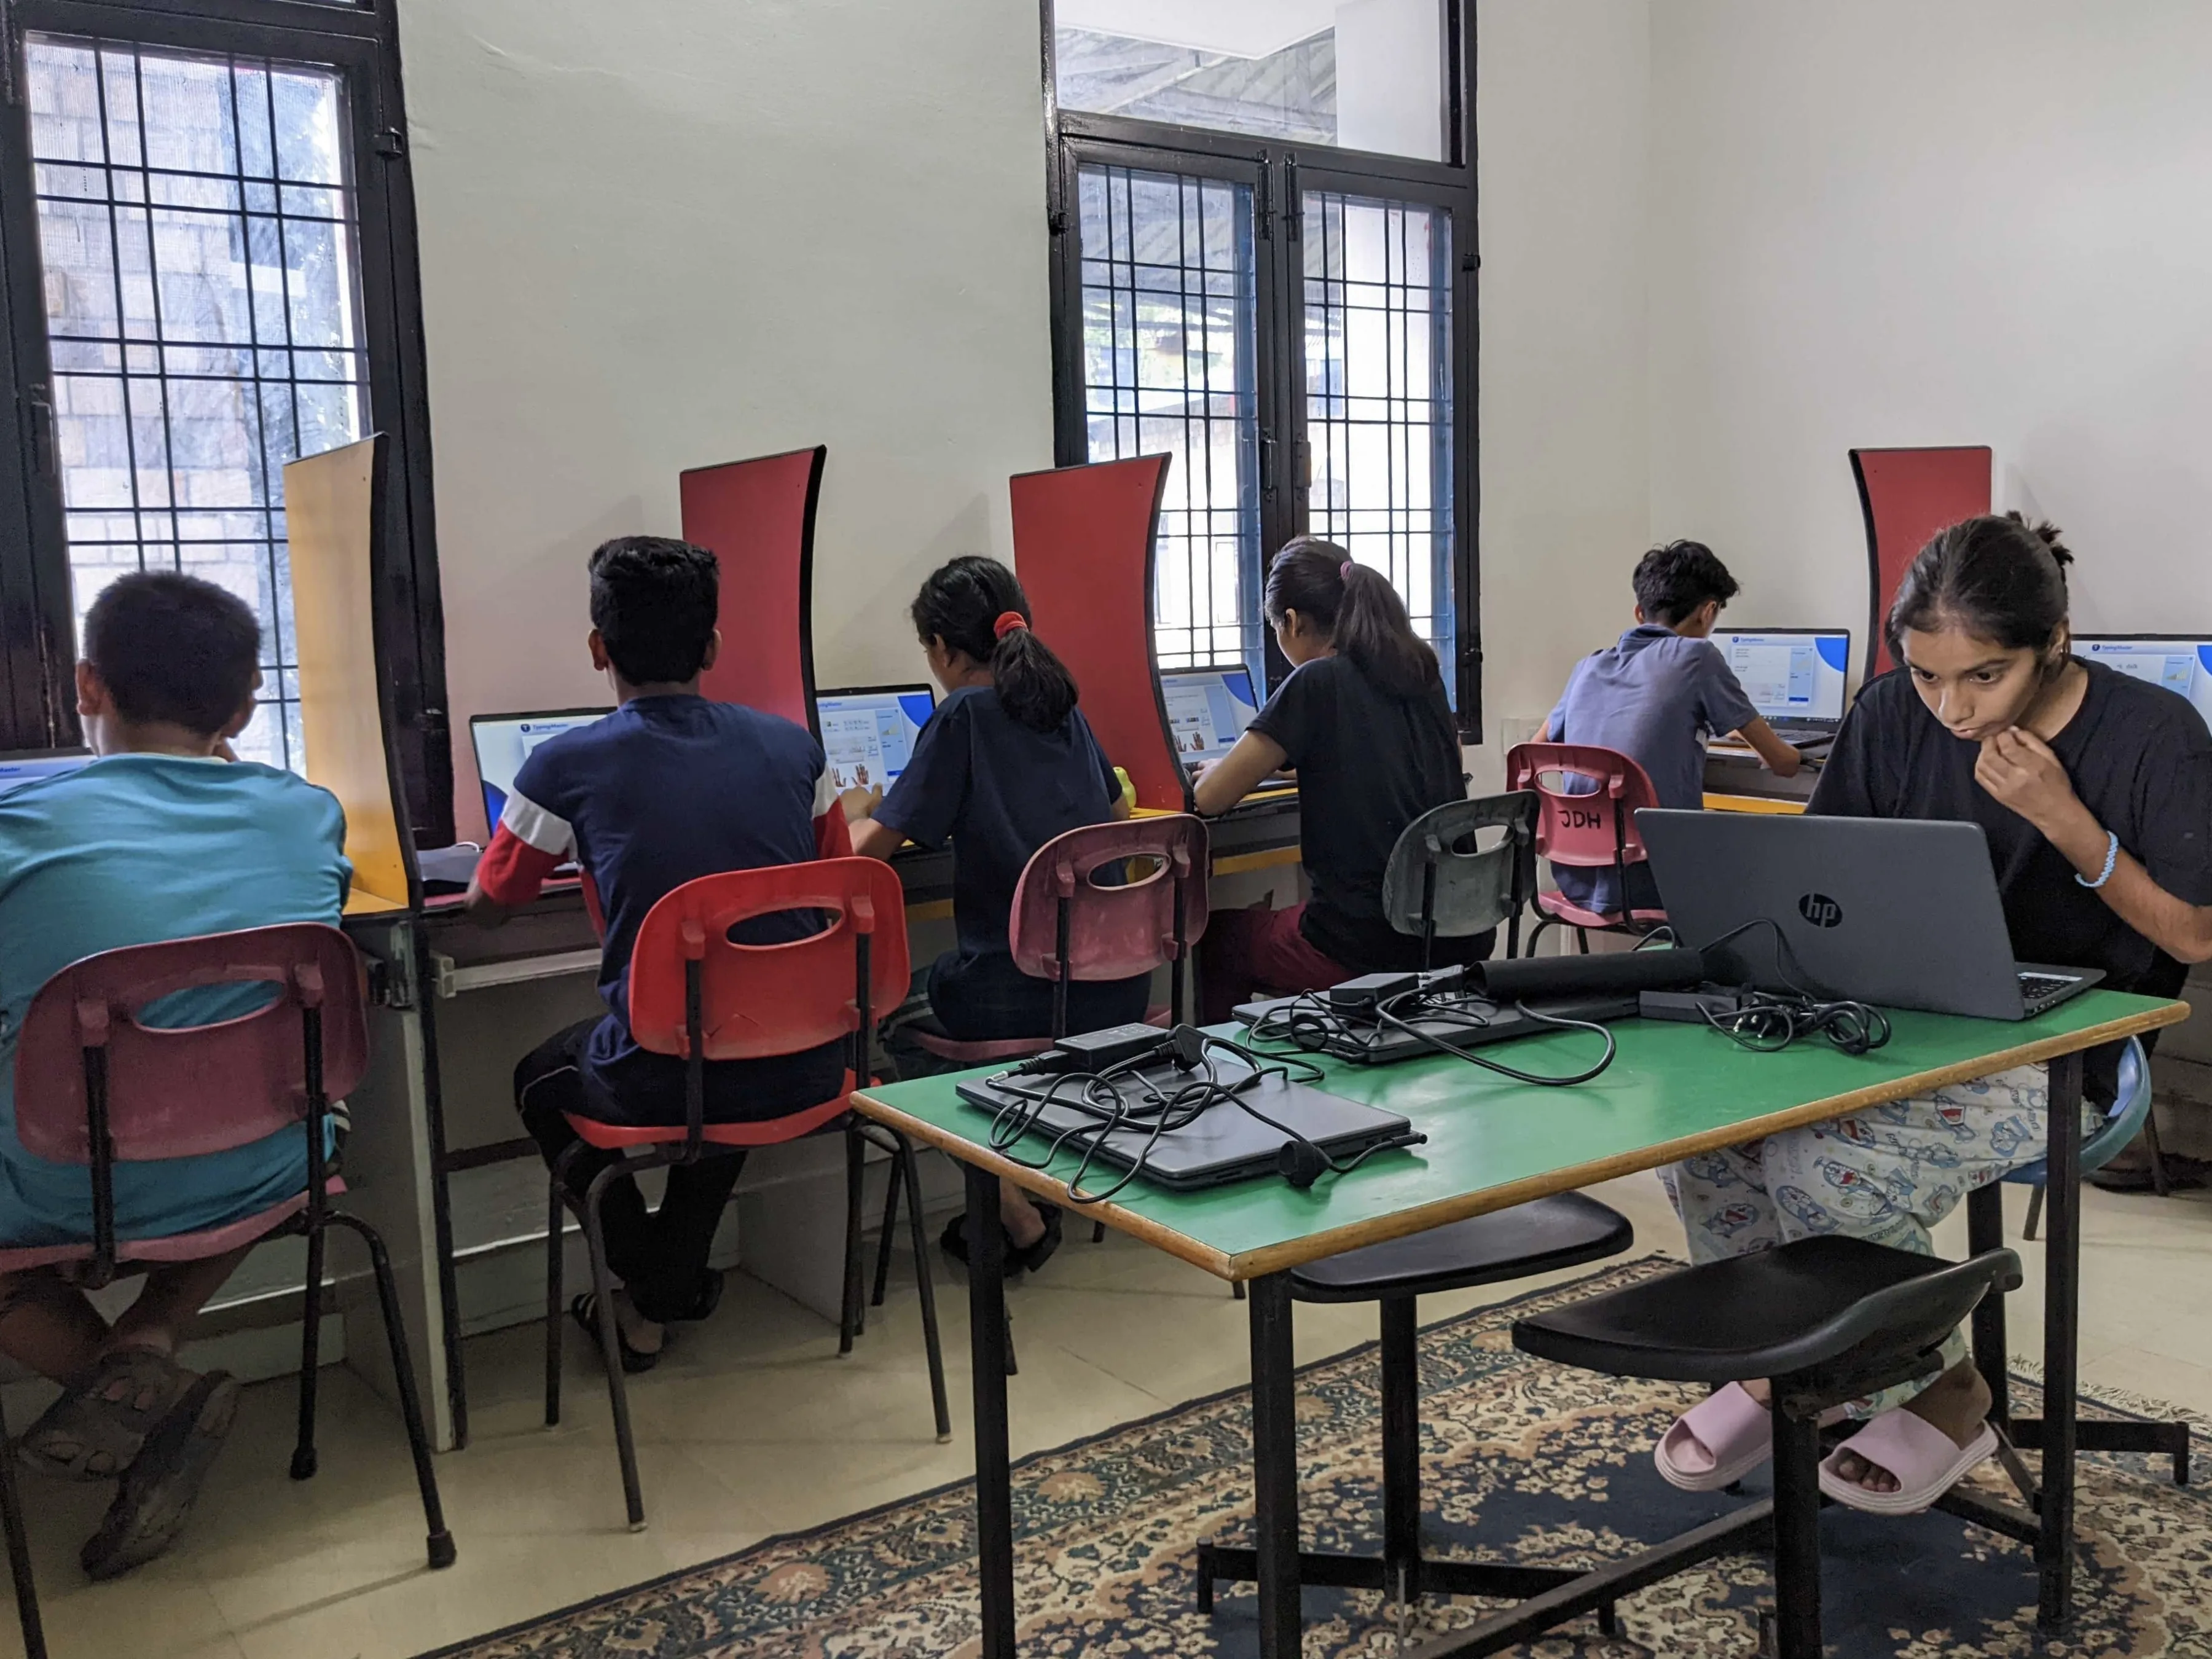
(10, 1171), (2211, 1659)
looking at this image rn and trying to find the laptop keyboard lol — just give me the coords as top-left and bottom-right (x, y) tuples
(2018, 971), (2079, 1006)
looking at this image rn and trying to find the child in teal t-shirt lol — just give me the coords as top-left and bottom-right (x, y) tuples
(0, 570), (349, 1580)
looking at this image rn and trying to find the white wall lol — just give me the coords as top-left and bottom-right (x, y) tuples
(394, 0), (1056, 838)
(1646, 0), (2212, 645)
(1471, 0), (1652, 787)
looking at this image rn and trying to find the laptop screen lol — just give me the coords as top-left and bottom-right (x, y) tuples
(2076, 637), (2212, 726)
(0, 754), (92, 798)
(1161, 666), (1261, 765)
(1714, 630), (1849, 724)
(470, 710), (611, 828)
(814, 686), (936, 792)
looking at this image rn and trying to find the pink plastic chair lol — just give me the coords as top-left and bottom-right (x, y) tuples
(543, 858), (947, 1530)
(0, 924), (453, 1658)
(908, 815), (1212, 1065)
(1506, 743), (1670, 954)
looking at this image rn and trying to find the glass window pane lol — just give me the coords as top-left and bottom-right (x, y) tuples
(25, 34), (370, 774)
(1077, 163), (1263, 672)
(1303, 190), (1454, 689)
(1056, 0), (1446, 162)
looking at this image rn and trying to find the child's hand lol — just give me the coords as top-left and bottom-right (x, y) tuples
(840, 784), (884, 823)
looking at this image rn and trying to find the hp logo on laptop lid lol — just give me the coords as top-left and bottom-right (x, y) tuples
(1798, 892), (1844, 928)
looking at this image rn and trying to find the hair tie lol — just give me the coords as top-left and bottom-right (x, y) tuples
(1339, 560), (1355, 582)
(992, 610), (1029, 640)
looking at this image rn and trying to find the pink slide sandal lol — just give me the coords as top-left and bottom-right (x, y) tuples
(1654, 1382), (1775, 1492)
(1818, 1408), (1998, 1515)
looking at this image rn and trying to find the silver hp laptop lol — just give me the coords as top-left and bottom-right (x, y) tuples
(955, 1056), (1411, 1191)
(1637, 810), (2101, 1021)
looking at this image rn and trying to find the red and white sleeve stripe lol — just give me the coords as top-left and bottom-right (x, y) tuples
(474, 790), (575, 908)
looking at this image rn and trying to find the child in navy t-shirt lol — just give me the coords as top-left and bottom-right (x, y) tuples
(845, 555), (1142, 1273)
(469, 537), (849, 1368)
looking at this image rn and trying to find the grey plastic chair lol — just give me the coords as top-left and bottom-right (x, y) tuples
(1381, 791), (1539, 965)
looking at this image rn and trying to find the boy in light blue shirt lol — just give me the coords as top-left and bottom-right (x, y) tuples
(0, 571), (348, 1579)
(1546, 541), (1800, 914)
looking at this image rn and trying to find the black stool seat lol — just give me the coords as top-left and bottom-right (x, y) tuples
(1513, 1236), (2022, 1394)
(1290, 1193), (1634, 1303)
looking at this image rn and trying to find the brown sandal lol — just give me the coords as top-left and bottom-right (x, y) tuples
(18, 1346), (193, 1482)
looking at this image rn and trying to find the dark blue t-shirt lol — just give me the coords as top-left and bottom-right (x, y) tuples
(874, 686), (1146, 1038)
(480, 695), (845, 1120)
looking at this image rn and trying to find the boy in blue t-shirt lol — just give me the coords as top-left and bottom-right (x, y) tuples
(1545, 541), (1801, 914)
(0, 571), (350, 1579)
(469, 538), (849, 1371)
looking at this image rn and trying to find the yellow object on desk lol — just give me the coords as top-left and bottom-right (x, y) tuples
(1703, 792), (1806, 815)
(1115, 765), (1137, 815)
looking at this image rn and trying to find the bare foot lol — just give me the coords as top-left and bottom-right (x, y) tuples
(611, 1290), (664, 1357)
(1000, 1190), (1047, 1252)
(1830, 1360), (1991, 1494)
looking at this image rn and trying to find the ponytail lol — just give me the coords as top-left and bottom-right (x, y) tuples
(910, 555), (1080, 732)
(1263, 536), (1441, 699)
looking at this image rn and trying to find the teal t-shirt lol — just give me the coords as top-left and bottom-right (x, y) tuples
(0, 754), (351, 1245)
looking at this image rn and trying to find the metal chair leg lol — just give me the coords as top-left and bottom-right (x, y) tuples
(1524, 917), (1556, 958)
(1091, 1220), (1106, 1244)
(0, 1392), (48, 1659)
(1233, 1281), (1247, 1301)
(581, 1166), (648, 1530)
(2023, 1183), (2046, 1242)
(841, 1129), (866, 1352)
(291, 1216), (327, 1480)
(329, 1212), (458, 1567)
(897, 1134), (953, 1441)
(872, 1143), (904, 1309)
(1770, 1408), (1824, 1659)
(546, 1140), (586, 1428)
(2144, 1111), (2173, 1198)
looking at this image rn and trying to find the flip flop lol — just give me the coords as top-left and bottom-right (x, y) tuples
(20, 1346), (194, 1483)
(79, 1370), (241, 1581)
(1654, 1381), (1775, 1492)
(570, 1293), (660, 1375)
(1818, 1408), (1998, 1515)
(941, 1204), (1064, 1275)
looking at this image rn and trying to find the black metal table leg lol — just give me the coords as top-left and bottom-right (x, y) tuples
(2039, 1049), (2084, 1630)
(1247, 1273), (1301, 1659)
(966, 1165), (1016, 1659)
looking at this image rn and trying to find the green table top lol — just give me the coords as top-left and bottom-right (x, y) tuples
(852, 990), (2186, 1280)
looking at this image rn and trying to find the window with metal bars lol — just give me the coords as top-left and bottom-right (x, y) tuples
(1045, 4), (1479, 732)
(0, 0), (451, 841)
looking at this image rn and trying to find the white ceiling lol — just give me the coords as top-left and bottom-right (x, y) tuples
(1054, 0), (1338, 60)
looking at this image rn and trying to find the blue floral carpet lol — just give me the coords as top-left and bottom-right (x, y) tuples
(425, 1258), (2208, 1657)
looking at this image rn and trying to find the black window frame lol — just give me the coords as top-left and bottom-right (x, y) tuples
(0, 0), (452, 842)
(1041, 0), (1480, 738)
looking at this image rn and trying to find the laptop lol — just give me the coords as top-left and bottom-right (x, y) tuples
(0, 753), (93, 798)
(2074, 635), (2212, 728)
(955, 1053), (1413, 1191)
(812, 684), (936, 794)
(1712, 629), (1851, 748)
(1161, 664), (1292, 790)
(469, 708), (612, 831)
(1637, 810), (2100, 1021)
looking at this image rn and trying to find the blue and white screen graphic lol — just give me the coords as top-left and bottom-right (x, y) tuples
(817, 691), (935, 792)
(473, 712), (608, 826)
(1719, 632), (1849, 723)
(2078, 638), (2212, 727)
(0, 755), (92, 798)
(1163, 668), (1261, 764)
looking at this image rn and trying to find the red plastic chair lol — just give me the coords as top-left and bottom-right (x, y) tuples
(1506, 743), (1670, 954)
(542, 857), (949, 1530)
(908, 815), (1212, 1067)
(0, 924), (453, 1658)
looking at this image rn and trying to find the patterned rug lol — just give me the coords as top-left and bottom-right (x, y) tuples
(423, 1258), (2211, 1657)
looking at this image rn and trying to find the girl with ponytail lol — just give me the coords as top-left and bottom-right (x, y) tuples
(1193, 536), (1472, 1020)
(847, 555), (1142, 1271)
(1655, 512), (2212, 1517)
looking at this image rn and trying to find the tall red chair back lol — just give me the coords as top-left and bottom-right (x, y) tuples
(1849, 445), (1991, 676)
(627, 858), (910, 1064)
(1506, 743), (1663, 873)
(1008, 817), (1211, 984)
(13, 922), (368, 1166)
